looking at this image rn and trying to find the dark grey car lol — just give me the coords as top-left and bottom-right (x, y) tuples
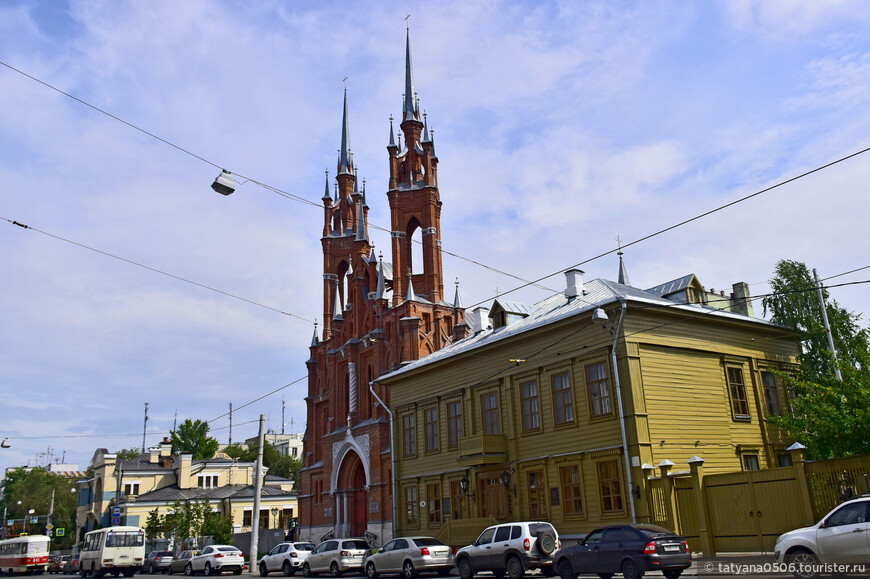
(144, 551), (175, 574)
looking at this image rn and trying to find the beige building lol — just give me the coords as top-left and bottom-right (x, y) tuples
(75, 438), (297, 544)
(378, 265), (798, 545)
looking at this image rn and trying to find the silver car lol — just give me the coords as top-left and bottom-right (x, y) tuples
(365, 537), (455, 578)
(302, 539), (369, 577)
(259, 542), (317, 576)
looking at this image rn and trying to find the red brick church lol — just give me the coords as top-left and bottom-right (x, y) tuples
(298, 29), (467, 543)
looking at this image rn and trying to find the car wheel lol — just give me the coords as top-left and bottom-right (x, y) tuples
(233, 570), (242, 576)
(282, 561), (294, 577)
(787, 550), (820, 579)
(329, 563), (341, 578)
(205, 564), (213, 577)
(168, 567), (175, 575)
(402, 561), (417, 579)
(620, 560), (641, 579)
(80, 565), (88, 578)
(260, 563), (269, 577)
(662, 571), (681, 579)
(457, 558), (473, 579)
(557, 560), (576, 579)
(301, 563), (312, 578)
(506, 556), (523, 579)
(185, 564), (194, 577)
(365, 563), (377, 579)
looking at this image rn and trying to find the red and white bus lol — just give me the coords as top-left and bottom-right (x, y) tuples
(0, 535), (51, 575)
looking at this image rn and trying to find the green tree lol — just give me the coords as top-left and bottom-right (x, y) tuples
(763, 259), (870, 379)
(144, 508), (173, 549)
(115, 448), (142, 461)
(170, 419), (219, 460)
(223, 440), (301, 483)
(763, 259), (870, 459)
(0, 468), (77, 547)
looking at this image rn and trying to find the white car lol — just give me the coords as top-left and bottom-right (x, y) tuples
(302, 539), (369, 576)
(775, 496), (870, 577)
(186, 545), (245, 576)
(259, 542), (317, 576)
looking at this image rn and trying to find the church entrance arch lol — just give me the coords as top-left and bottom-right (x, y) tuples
(336, 450), (369, 538)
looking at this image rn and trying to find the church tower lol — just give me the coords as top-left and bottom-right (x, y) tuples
(299, 29), (466, 544)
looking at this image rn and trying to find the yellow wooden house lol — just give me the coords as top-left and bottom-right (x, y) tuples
(377, 267), (798, 544)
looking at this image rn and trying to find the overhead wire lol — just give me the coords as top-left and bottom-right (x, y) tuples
(0, 58), (553, 292)
(0, 215), (314, 324)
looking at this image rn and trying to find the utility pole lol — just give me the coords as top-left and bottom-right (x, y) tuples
(142, 402), (149, 453)
(249, 415), (265, 574)
(813, 268), (843, 381)
(229, 403), (233, 446)
(282, 398), (286, 435)
(47, 489), (55, 530)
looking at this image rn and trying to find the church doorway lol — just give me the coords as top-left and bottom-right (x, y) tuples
(337, 451), (369, 537)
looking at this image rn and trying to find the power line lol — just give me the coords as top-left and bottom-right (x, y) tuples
(0, 58), (553, 292)
(463, 145), (870, 309)
(208, 376), (306, 424)
(1, 215), (314, 324)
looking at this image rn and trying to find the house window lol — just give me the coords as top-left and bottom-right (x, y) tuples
(527, 471), (547, 518)
(587, 362), (612, 417)
(402, 413), (417, 457)
(315, 480), (323, 504)
(197, 475), (219, 488)
(447, 401), (463, 448)
(427, 484), (442, 525)
(424, 407), (439, 453)
(481, 393), (500, 435)
(742, 454), (760, 471)
(243, 511), (252, 526)
(597, 460), (623, 513)
(450, 480), (465, 520)
(777, 454), (793, 467)
(520, 381), (540, 432)
(560, 465), (583, 516)
(552, 371), (575, 424)
(728, 367), (750, 418)
(761, 371), (780, 416)
(404, 486), (418, 527)
(123, 482), (140, 496)
(279, 508), (293, 529)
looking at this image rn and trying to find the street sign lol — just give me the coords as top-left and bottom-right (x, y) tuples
(6, 520), (11, 526)
(56, 528), (65, 537)
(112, 506), (121, 516)
(30, 516), (38, 524)
(111, 516), (120, 525)
(46, 523), (53, 531)
(47, 530), (53, 537)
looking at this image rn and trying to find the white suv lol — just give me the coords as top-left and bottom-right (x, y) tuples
(775, 496), (870, 577)
(456, 522), (560, 579)
(259, 542), (317, 576)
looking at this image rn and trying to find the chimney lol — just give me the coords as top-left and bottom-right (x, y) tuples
(731, 282), (754, 318)
(149, 447), (160, 464)
(469, 307), (490, 334)
(565, 269), (584, 298)
(178, 453), (192, 489)
(159, 437), (172, 458)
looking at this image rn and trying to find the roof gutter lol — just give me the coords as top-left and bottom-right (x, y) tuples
(610, 299), (636, 523)
(369, 381), (397, 536)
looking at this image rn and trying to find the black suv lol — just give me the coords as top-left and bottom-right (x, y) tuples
(456, 521), (560, 579)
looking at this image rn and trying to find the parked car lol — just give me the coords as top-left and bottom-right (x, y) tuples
(554, 524), (691, 579)
(302, 539), (369, 577)
(364, 536), (455, 578)
(168, 551), (198, 575)
(63, 555), (79, 574)
(775, 496), (870, 577)
(259, 542), (317, 576)
(455, 521), (560, 579)
(186, 545), (244, 576)
(144, 551), (175, 574)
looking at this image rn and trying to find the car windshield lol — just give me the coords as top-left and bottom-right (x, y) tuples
(529, 523), (555, 535)
(218, 547), (240, 553)
(633, 524), (675, 536)
(412, 538), (444, 547)
(156, 552), (173, 557)
(342, 541), (369, 550)
(294, 543), (316, 551)
(105, 532), (145, 548)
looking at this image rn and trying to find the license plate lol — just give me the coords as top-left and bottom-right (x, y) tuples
(120, 556), (129, 560)
(663, 545), (680, 552)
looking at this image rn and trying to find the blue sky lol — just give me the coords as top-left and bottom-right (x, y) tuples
(2, 0), (869, 473)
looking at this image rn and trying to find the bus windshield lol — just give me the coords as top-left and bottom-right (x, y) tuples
(105, 532), (144, 548)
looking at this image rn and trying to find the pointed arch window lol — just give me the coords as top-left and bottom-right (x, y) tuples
(407, 217), (424, 276)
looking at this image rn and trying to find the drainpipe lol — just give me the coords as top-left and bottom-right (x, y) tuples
(369, 381), (397, 539)
(610, 299), (637, 523)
